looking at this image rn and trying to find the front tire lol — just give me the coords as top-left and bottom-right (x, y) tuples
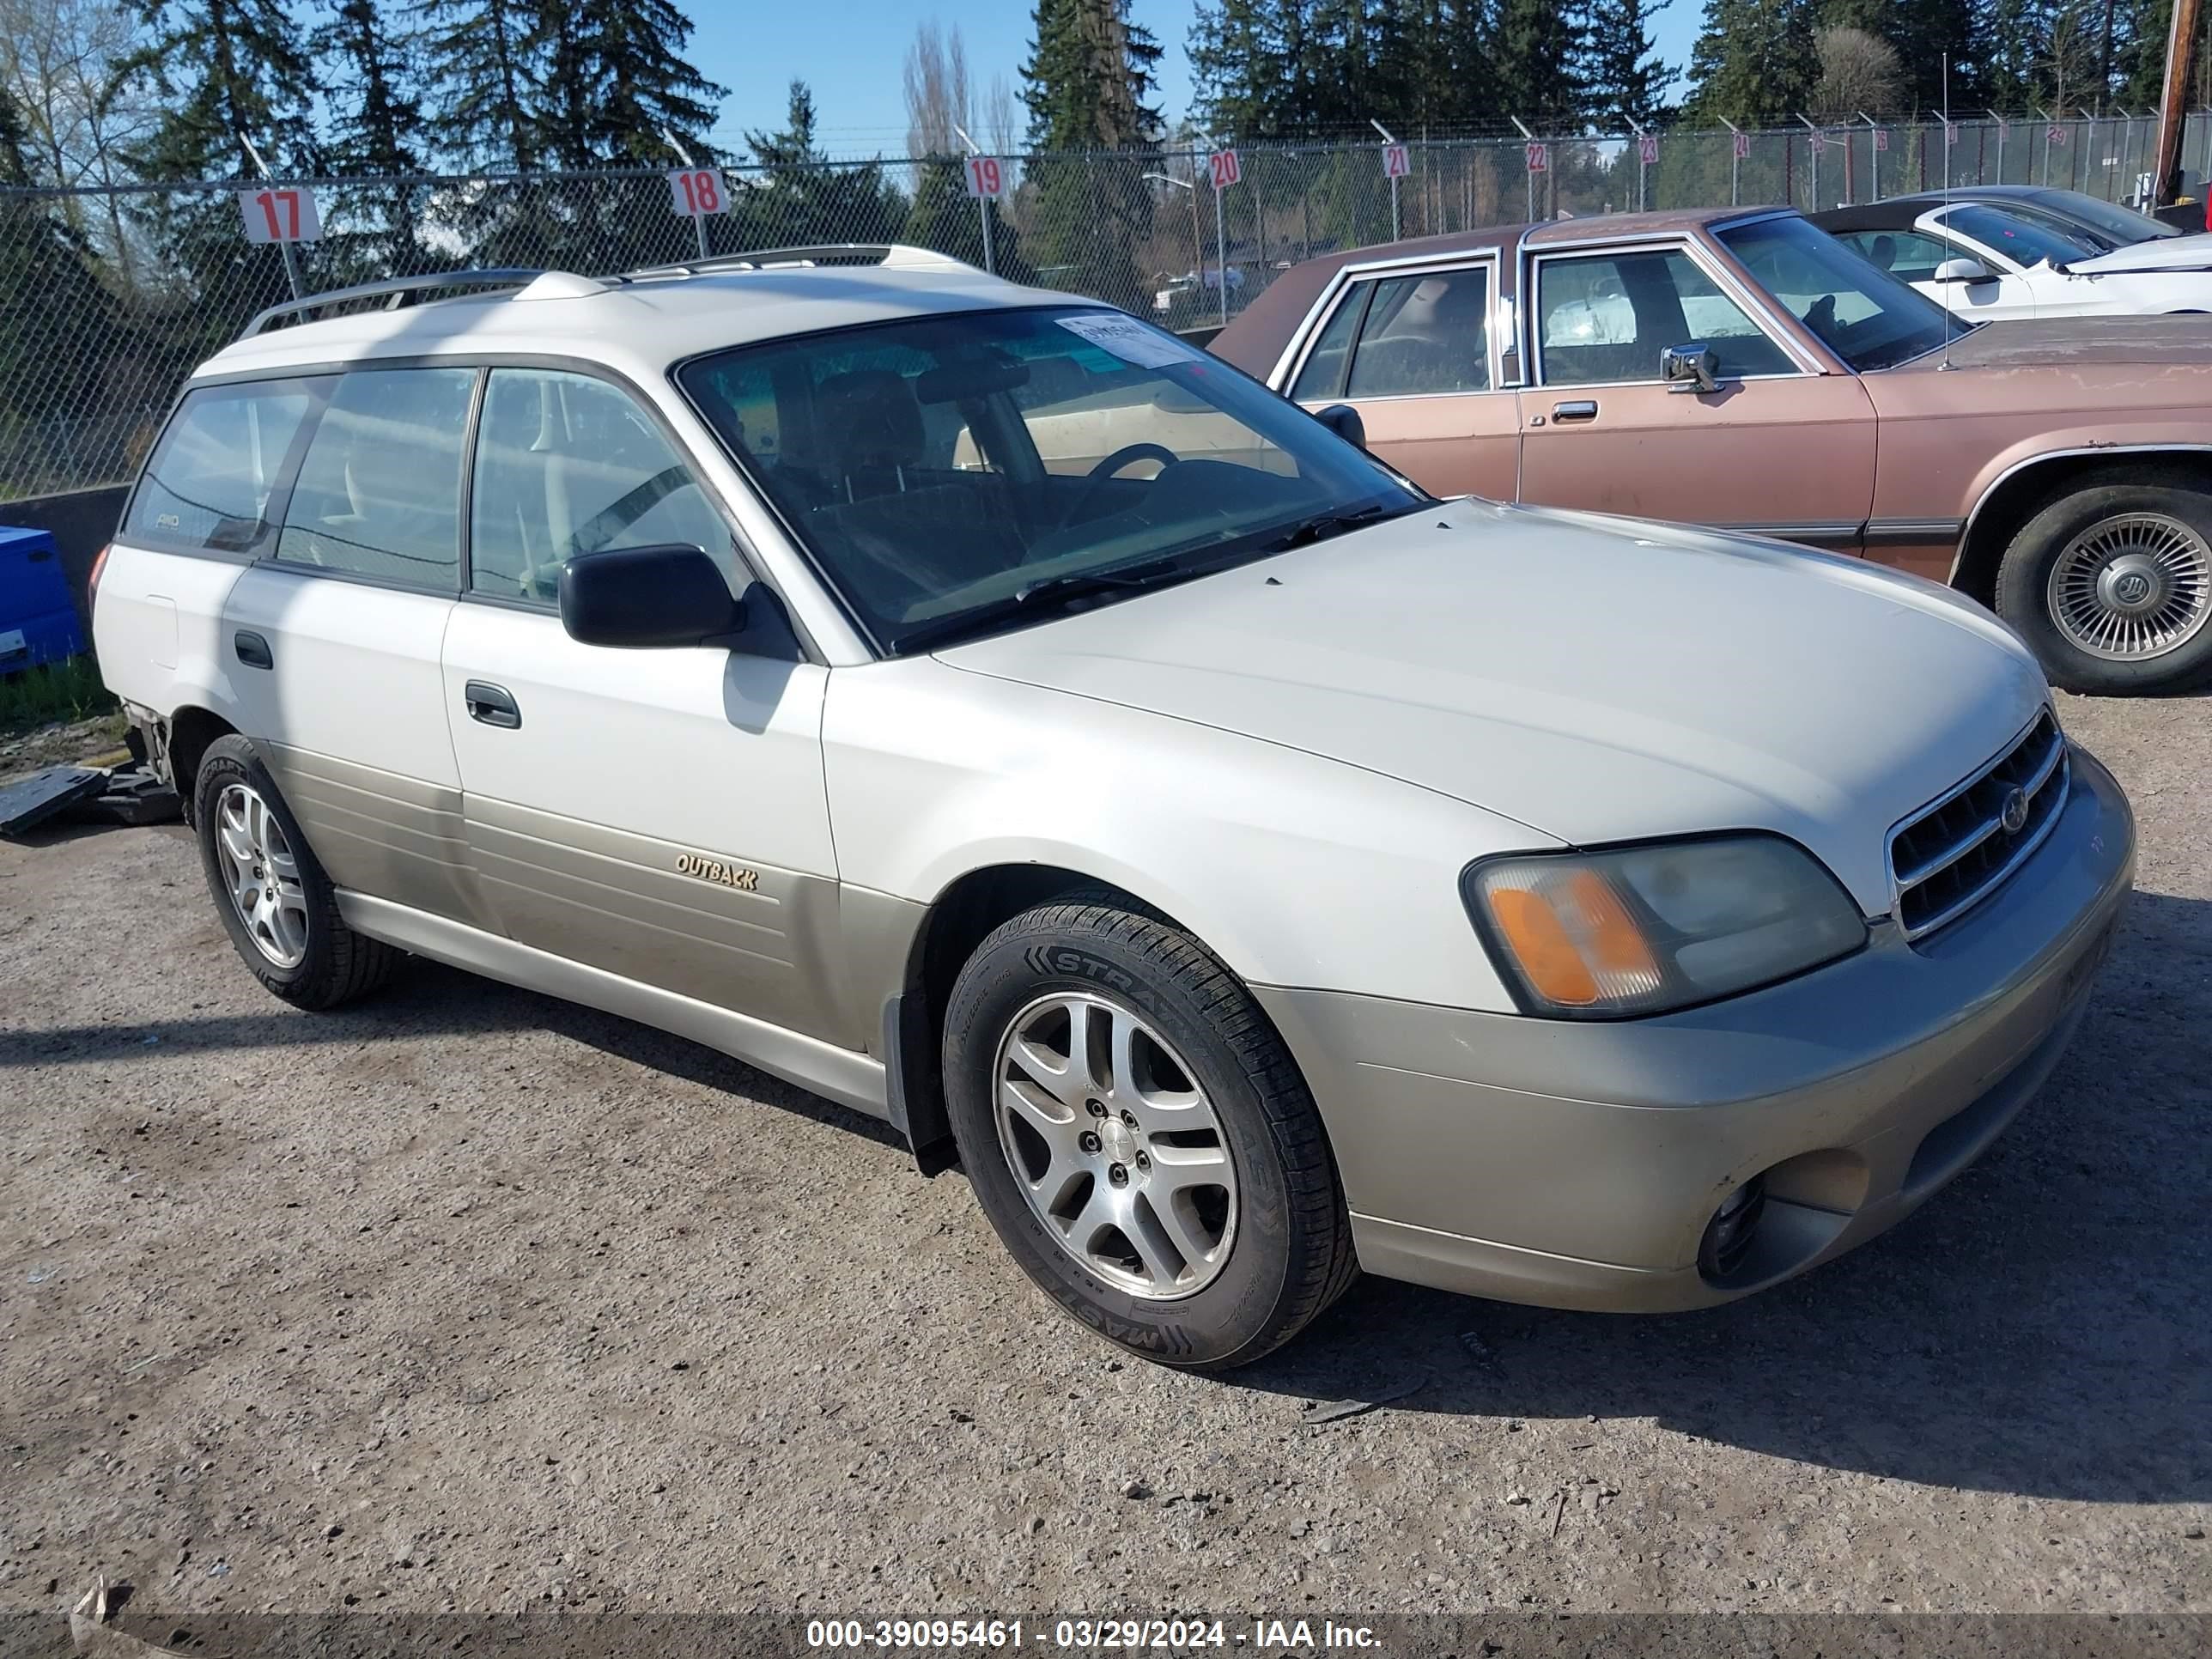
(1996, 476), (2212, 695)
(193, 734), (398, 1010)
(942, 893), (1355, 1370)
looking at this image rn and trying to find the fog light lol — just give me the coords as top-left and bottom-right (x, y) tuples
(1698, 1176), (1768, 1279)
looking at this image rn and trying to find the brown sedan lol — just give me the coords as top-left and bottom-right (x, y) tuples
(1210, 206), (2212, 695)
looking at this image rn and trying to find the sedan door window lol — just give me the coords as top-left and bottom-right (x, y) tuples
(1344, 269), (1491, 397)
(1535, 249), (1793, 386)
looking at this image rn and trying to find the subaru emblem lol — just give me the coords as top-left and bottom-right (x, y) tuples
(2000, 787), (2031, 836)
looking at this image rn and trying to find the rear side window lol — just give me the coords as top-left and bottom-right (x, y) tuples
(276, 367), (477, 588)
(1344, 268), (1491, 398)
(123, 380), (319, 553)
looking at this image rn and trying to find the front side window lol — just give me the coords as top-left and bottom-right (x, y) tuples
(1836, 228), (1956, 284)
(1288, 283), (1370, 400)
(1715, 215), (1971, 372)
(679, 306), (1419, 652)
(1935, 204), (2099, 269)
(1536, 249), (1792, 386)
(1345, 269), (1492, 398)
(470, 368), (732, 603)
(276, 368), (476, 587)
(124, 379), (319, 554)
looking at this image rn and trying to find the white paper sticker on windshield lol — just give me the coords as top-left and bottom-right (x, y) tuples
(1056, 313), (1203, 368)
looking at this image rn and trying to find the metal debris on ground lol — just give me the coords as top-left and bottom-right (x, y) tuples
(68, 1577), (191, 1658)
(0, 766), (105, 838)
(0, 761), (179, 839)
(1301, 1373), (1428, 1426)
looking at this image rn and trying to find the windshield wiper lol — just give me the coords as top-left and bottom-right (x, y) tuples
(890, 556), (1192, 653)
(1255, 501), (1403, 552)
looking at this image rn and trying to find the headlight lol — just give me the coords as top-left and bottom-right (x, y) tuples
(1463, 835), (1866, 1018)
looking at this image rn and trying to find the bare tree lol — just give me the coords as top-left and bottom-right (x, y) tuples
(984, 71), (1021, 161)
(903, 18), (973, 159)
(0, 0), (155, 270)
(1813, 26), (1901, 118)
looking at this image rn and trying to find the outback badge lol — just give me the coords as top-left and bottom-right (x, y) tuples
(675, 853), (758, 891)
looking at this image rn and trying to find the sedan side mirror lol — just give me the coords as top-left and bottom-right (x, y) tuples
(558, 543), (744, 649)
(1313, 402), (1367, 448)
(1661, 343), (1721, 395)
(1931, 257), (1996, 285)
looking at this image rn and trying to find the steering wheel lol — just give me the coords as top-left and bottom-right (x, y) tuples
(1061, 442), (1181, 526)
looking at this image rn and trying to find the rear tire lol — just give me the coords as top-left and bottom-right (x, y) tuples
(942, 892), (1356, 1370)
(1996, 477), (2212, 695)
(192, 734), (398, 1010)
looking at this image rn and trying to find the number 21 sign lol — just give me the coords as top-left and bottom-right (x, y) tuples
(239, 187), (321, 245)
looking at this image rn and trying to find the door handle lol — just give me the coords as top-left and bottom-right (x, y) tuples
(234, 629), (272, 670)
(1551, 399), (1600, 422)
(463, 680), (520, 729)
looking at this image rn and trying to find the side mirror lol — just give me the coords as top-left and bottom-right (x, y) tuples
(1931, 257), (1996, 285)
(557, 544), (744, 649)
(1313, 402), (1367, 448)
(1661, 343), (1721, 395)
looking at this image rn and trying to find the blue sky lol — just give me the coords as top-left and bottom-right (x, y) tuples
(696, 0), (1701, 159)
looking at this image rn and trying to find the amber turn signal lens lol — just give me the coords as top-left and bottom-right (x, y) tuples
(1486, 887), (1602, 1006)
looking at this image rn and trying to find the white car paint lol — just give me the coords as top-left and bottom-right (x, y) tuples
(1904, 205), (2212, 321)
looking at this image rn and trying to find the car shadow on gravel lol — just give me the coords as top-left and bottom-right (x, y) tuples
(1228, 890), (2212, 1505)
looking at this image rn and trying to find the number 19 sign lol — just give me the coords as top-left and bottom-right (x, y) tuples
(963, 155), (1006, 199)
(668, 167), (728, 218)
(240, 186), (320, 245)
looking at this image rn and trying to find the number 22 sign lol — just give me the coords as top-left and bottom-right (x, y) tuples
(239, 187), (321, 244)
(667, 167), (729, 218)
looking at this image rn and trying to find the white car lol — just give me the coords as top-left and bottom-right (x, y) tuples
(1817, 188), (2212, 322)
(93, 246), (2133, 1368)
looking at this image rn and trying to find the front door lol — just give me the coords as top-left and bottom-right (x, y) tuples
(1285, 260), (1520, 501)
(440, 366), (848, 1044)
(1515, 242), (1877, 548)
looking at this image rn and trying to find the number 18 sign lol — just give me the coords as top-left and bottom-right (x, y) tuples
(667, 167), (729, 218)
(240, 186), (321, 244)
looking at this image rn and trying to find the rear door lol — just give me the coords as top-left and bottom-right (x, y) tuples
(1283, 258), (1519, 501)
(1514, 240), (1877, 549)
(438, 365), (848, 1044)
(219, 364), (496, 928)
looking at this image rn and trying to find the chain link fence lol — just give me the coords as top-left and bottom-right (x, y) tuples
(4, 113), (2208, 501)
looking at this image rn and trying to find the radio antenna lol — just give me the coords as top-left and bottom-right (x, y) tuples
(1940, 52), (1957, 371)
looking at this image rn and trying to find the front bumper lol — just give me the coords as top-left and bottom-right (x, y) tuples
(1255, 746), (2136, 1312)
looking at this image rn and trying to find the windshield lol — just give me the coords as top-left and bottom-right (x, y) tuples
(1936, 204), (2100, 268)
(2029, 188), (2180, 246)
(678, 306), (1420, 653)
(1715, 215), (1971, 372)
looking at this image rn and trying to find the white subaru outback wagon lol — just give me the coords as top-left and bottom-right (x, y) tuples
(95, 246), (2134, 1368)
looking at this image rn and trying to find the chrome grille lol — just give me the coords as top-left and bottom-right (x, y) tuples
(1887, 709), (2069, 940)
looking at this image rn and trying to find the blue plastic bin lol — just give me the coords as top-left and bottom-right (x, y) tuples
(0, 525), (86, 672)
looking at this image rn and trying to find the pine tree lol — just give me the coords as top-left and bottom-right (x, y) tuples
(2, 82), (115, 477)
(1188, 0), (1285, 137)
(313, 0), (425, 277)
(421, 0), (541, 171)
(737, 80), (903, 250)
(1023, 0), (1160, 307)
(532, 0), (726, 168)
(115, 0), (319, 179)
(1495, 0), (1589, 127)
(1582, 0), (1670, 130)
(1686, 0), (1818, 125)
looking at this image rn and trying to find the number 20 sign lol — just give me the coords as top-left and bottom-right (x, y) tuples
(239, 187), (320, 245)
(667, 167), (728, 217)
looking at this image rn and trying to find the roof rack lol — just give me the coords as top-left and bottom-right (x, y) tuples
(625, 243), (982, 279)
(240, 268), (557, 337)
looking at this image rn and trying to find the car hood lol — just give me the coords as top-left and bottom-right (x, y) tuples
(1933, 313), (2212, 367)
(937, 500), (2051, 917)
(2066, 232), (2212, 274)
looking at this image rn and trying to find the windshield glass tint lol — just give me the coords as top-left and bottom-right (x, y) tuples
(1939, 204), (2099, 267)
(1716, 215), (1969, 372)
(679, 307), (1417, 651)
(2034, 188), (2179, 245)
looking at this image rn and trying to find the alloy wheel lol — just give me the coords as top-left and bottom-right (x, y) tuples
(213, 782), (310, 969)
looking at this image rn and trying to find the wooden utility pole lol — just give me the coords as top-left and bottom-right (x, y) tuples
(2154, 0), (2204, 202)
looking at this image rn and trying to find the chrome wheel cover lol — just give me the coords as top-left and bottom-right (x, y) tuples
(213, 782), (310, 969)
(2046, 512), (2212, 662)
(992, 991), (1238, 1301)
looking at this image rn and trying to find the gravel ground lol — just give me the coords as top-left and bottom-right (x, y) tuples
(0, 691), (2207, 1632)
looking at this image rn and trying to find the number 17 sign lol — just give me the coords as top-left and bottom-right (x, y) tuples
(239, 186), (320, 244)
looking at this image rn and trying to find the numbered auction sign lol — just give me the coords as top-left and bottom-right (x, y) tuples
(1524, 142), (1549, 174)
(1207, 149), (1240, 191)
(1637, 133), (1658, 166)
(1809, 131), (1827, 152)
(1381, 143), (1409, 180)
(667, 167), (728, 217)
(239, 186), (321, 245)
(2048, 125), (2069, 147)
(1873, 128), (1889, 153)
(1732, 130), (1751, 161)
(963, 155), (1006, 199)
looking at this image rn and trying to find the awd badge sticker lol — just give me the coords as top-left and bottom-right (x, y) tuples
(676, 853), (759, 891)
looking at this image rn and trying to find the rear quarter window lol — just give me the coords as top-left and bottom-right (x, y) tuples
(122, 379), (323, 554)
